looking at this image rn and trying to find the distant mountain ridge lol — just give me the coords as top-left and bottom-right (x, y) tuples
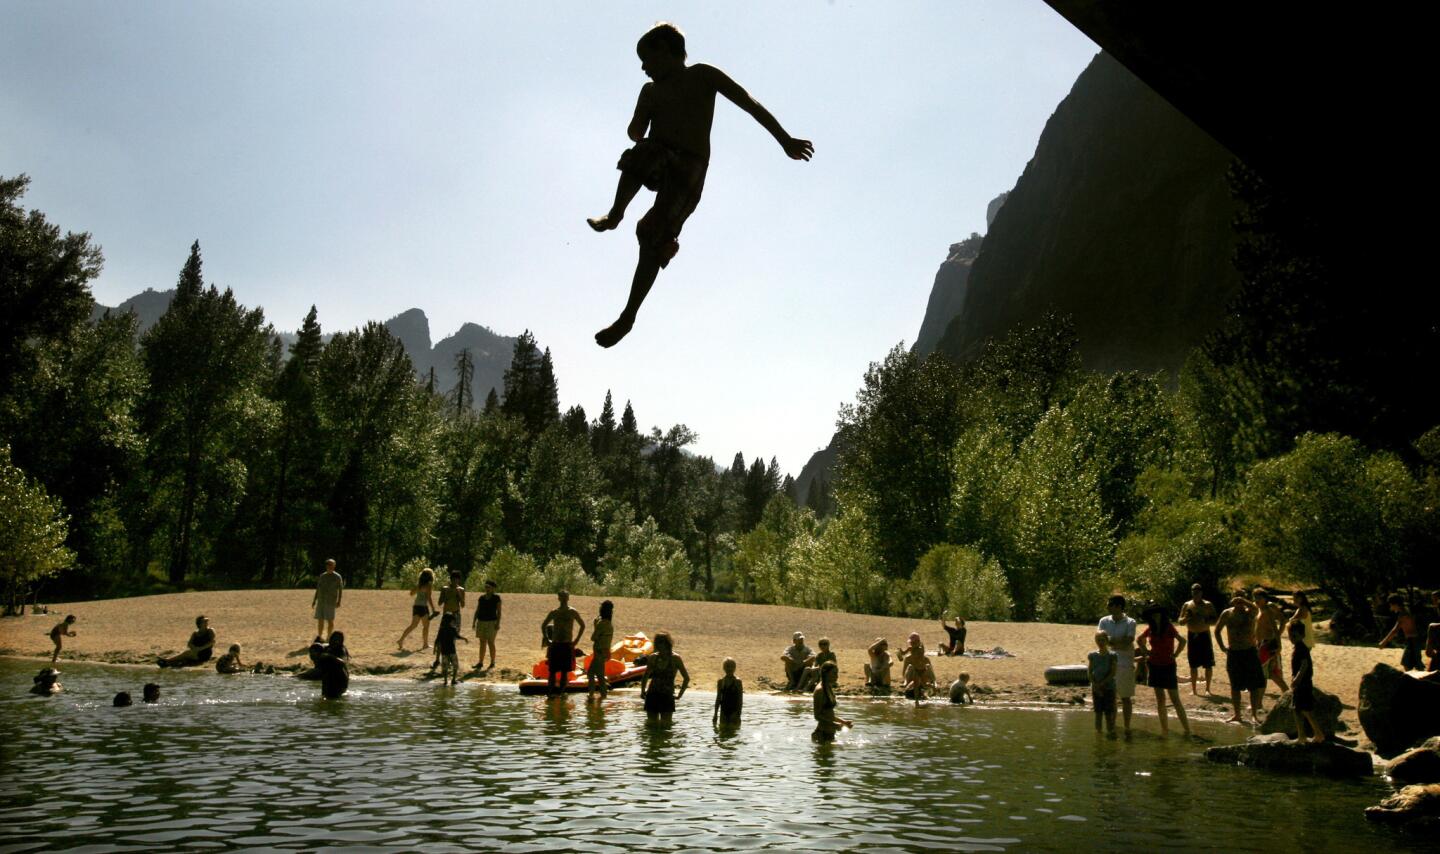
(92, 291), (515, 402)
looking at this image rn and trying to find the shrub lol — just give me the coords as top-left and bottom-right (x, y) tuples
(480, 546), (543, 594)
(901, 544), (1013, 621)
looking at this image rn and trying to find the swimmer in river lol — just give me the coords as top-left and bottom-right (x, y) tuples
(142, 683), (161, 703)
(812, 661), (852, 742)
(713, 656), (743, 728)
(49, 614), (76, 663)
(587, 22), (813, 348)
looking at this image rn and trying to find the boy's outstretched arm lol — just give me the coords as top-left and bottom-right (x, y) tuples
(703, 65), (813, 160)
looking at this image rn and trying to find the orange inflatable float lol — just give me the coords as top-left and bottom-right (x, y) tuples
(518, 632), (653, 695)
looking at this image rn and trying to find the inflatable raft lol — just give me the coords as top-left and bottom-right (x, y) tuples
(517, 632), (653, 695)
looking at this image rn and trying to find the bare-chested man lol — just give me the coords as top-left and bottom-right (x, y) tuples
(540, 590), (586, 696)
(1215, 593), (1266, 723)
(1179, 584), (1218, 695)
(1253, 588), (1289, 694)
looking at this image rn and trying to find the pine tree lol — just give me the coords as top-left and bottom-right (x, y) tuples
(452, 348), (474, 417)
(592, 390), (617, 457)
(483, 387), (499, 414)
(261, 305), (323, 584)
(562, 404), (588, 439)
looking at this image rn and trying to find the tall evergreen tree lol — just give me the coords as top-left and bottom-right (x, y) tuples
(591, 391), (617, 457)
(562, 404), (588, 439)
(452, 348), (475, 417)
(260, 306), (324, 584)
(501, 331), (560, 435)
(482, 387), (499, 414)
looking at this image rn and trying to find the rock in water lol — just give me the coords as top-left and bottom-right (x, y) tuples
(1358, 664), (1440, 758)
(1258, 686), (1346, 738)
(1388, 746), (1440, 786)
(1365, 783), (1440, 832)
(1205, 733), (1373, 778)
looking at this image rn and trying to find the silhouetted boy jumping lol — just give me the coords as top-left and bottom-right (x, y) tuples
(589, 22), (813, 348)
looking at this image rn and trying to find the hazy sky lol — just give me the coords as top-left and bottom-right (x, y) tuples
(2, 2), (1098, 475)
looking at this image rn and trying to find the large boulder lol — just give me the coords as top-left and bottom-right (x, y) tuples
(1388, 745), (1440, 786)
(1358, 664), (1440, 758)
(1205, 733), (1373, 778)
(1364, 784), (1440, 833)
(1257, 687), (1346, 738)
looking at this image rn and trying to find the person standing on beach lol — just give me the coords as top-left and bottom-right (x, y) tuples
(1215, 593), (1266, 723)
(1288, 620), (1323, 742)
(398, 567), (436, 651)
(472, 579), (502, 671)
(1179, 584), (1217, 696)
(312, 559), (343, 643)
(1139, 603), (1191, 737)
(48, 615), (76, 663)
(1253, 589), (1289, 694)
(639, 630), (688, 724)
(540, 590), (586, 695)
(1098, 595), (1138, 735)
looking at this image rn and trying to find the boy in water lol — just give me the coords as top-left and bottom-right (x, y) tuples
(948, 671), (974, 705)
(714, 656), (744, 728)
(49, 615), (76, 663)
(587, 600), (616, 701)
(435, 613), (468, 686)
(588, 22), (814, 348)
(1088, 631), (1118, 735)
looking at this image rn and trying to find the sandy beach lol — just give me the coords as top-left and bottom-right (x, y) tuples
(0, 589), (1405, 732)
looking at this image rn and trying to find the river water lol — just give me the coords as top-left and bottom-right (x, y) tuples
(0, 660), (1418, 852)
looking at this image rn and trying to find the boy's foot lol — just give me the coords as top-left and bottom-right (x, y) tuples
(587, 214), (622, 232)
(595, 316), (635, 348)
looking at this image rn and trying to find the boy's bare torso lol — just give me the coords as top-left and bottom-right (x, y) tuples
(637, 65), (724, 160)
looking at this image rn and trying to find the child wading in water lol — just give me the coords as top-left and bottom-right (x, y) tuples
(588, 22), (814, 348)
(812, 661), (852, 742)
(1088, 631), (1118, 736)
(49, 615), (76, 663)
(435, 613), (468, 686)
(714, 657), (744, 728)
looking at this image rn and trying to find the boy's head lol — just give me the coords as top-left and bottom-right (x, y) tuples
(959, 672), (970, 684)
(637, 22), (686, 79)
(113, 691), (132, 707)
(228, 644), (241, 655)
(143, 683), (161, 702)
(819, 660), (838, 683)
(324, 558), (335, 573)
(722, 656), (736, 674)
(818, 638), (830, 651)
(328, 631), (346, 647)
(1388, 593), (1405, 611)
(1190, 583), (1204, 599)
(309, 643), (325, 661)
(1107, 595), (1126, 615)
(1094, 630), (1110, 650)
(64, 614), (76, 624)
(1287, 620), (1306, 643)
(485, 579), (497, 592)
(600, 599), (614, 620)
(654, 630), (673, 652)
(195, 615), (208, 628)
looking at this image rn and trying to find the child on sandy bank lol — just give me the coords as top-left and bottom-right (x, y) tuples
(49, 615), (76, 663)
(714, 657), (743, 728)
(900, 633), (936, 704)
(864, 638), (892, 689)
(1088, 631), (1118, 736)
(215, 644), (245, 674)
(587, 22), (813, 348)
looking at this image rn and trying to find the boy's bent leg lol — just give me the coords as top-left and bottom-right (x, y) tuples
(589, 173), (643, 232)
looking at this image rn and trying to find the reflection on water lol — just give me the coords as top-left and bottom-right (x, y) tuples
(0, 660), (1411, 852)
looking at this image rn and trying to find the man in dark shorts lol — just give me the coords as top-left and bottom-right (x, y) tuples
(540, 590), (586, 696)
(1215, 594), (1266, 723)
(1178, 584), (1218, 695)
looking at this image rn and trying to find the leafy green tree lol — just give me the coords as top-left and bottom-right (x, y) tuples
(1117, 467), (1238, 609)
(521, 424), (604, 564)
(540, 554), (601, 595)
(0, 445), (75, 613)
(432, 410), (525, 581)
(1239, 433), (1427, 634)
(138, 242), (273, 584)
(1062, 372), (1174, 536)
(600, 515), (693, 600)
(892, 544), (1013, 621)
(0, 175), (104, 398)
(645, 424), (699, 542)
(480, 545), (543, 593)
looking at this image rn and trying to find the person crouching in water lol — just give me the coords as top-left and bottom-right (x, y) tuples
(639, 630), (689, 725)
(714, 656), (743, 728)
(948, 672), (973, 705)
(435, 613), (468, 687)
(812, 661), (852, 742)
(587, 600), (616, 701)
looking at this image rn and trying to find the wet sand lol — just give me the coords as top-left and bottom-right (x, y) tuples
(0, 589), (1404, 730)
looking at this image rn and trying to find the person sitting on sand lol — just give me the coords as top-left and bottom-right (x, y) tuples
(49, 614), (76, 663)
(639, 630), (689, 725)
(30, 668), (62, 696)
(587, 21), (814, 348)
(1379, 593), (1424, 672)
(541, 590), (586, 696)
(398, 567), (436, 652)
(938, 615), (967, 656)
(142, 683), (161, 703)
(113, 691), (132, 707)
(1288, 620), (1323, 743)
(799, 637), (836, 692)
(1138, 602), (1191, 737)
(159, 615), (216, 668)
(1215, 592), (1266, 723)
(435, 613), (468, 686)
(1088, 631), (1118, 736)
(714, 656), (743, 728)
(780, 631), (813, 691)
(1179, 583), (1217, 696)
(587, 600), (616, 701)
(864, 638), (892, 689)
(215, 644), (245, 674)
(948, 672), (973, 705)
(900, 633), (935, 704)
(812, 661), (852, 742)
